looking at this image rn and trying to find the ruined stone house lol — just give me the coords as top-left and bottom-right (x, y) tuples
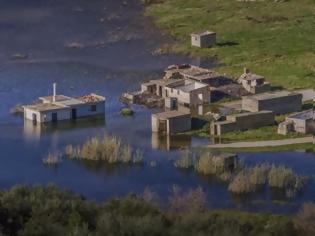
(238, 68), (270, 94)
(141, 78), (210, 107)
(278, 109), (315, 135)
(151, 110), (191, 134)
(164, 64), (231, 87)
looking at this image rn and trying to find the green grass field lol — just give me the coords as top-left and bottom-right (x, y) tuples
(143, 0), (315, 89)
(203, 142), (315, 153)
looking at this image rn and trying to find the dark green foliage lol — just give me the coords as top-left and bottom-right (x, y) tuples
(0, 185), (304, 236)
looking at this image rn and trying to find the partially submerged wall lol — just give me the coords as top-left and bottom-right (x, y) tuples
(211, 111), (275, 135)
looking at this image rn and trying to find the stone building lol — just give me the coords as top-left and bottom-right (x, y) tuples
(238, 68), (270, 94)
(242, 91), (302, 115)
(151, 110), (191, 134)
(164, 64), (231, 87)
(191, 31), (216, 48)
(278, 109), (315, 135)
(141, 77), (211, 107)
(164, 80), (211, 107)
(211, 111), (275, 136)
(23, 83), (105, 124)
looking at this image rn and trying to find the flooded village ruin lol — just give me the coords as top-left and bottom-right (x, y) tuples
(2, 0), (315, 215)
(21, 30), (315, 148)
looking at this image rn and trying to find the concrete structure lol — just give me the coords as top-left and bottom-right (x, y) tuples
(278, 109), (315, 135)
(152, 110), (191, 134)
(165, 97), (178, 110)
(242, 91), (302, 115)
(164, 64), (231, 87)
(24, 83), (105, 124)
(141, 78), (210, 107)
(191, 31), (216, 48)
(211, 111), (275, 136)
(164, 80), (210, 107)
(238, 68), (270, 94)
(141, 79), (183, 97)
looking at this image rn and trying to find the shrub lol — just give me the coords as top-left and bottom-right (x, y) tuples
(195, 153), (232, 175)
(228, 170), (256, 194)
(42, 153), (62, 166)
(294, 203), (315, 236)
(268, 165), (304, 198)
(132, 149), (144, 164)
(65, 136), (143, 165)
(248, 163), (270, 185)
(168, 186), (207, 214)
(121, 108), (134, 116)
(174, 151), (195, 169)
(120, 145), (132, 163)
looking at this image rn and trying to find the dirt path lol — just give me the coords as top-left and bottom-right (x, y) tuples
(207, 137), (314, 148)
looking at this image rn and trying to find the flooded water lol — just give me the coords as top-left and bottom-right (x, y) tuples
(0, 0), (314, 214)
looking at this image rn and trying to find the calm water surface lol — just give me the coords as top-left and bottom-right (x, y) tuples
(0, 0), (314, 214)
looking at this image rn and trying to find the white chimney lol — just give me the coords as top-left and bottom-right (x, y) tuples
(53, 83), (57, 102)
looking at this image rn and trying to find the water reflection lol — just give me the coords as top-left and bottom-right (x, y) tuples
(23, 116), (106, 141)
(151, 133), (191, 150)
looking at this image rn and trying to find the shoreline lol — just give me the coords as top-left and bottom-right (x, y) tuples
(141, 0), (315, 90)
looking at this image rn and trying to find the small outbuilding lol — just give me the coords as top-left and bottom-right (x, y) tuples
(191, 31), (216, 48)
(278, 109), (315, 135)
(152, 110), (191, 134)
(238, 68), (270, 94)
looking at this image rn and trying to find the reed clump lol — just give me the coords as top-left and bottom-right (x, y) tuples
(228, 164), (305, 198)
(175, 151), (306, 198)
(174, 151), (195, 169)
(42, 152), (62, 166)
(228, 170), (256, 194)
(65, 136), (144, 164)
(268, 165), (305, 198)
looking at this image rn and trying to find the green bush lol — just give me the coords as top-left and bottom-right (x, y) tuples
(121, 108), (134, 116)
(0, 185), (302, 236)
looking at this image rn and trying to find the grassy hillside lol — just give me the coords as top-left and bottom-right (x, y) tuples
(143, 0), (315, 89)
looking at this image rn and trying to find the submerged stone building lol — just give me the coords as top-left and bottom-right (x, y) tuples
(152, 110), (191, 134)
(23, 83), (105, 124)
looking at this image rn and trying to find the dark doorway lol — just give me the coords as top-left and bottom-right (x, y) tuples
(52, 113), (58, 123)
(158, 120), (167, 133)
(71, 109), (77, 120)
(32, 113), (37, 125)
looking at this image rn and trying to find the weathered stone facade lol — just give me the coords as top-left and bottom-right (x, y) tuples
(242, 91), (302, 115)
(152, 110), (191, 134)
(191, 31), (216, 48)
(278, 109), (315, 135)
(211, 111), (275, 135)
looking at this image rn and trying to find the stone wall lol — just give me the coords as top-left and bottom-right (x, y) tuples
(242, 93), (302, 114)
(168, 114), (191, 134)
(211, 111), (275, 135)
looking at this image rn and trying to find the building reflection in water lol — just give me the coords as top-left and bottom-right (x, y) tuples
(23, 116), (106, 141)
(151, 133), (192, 150)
